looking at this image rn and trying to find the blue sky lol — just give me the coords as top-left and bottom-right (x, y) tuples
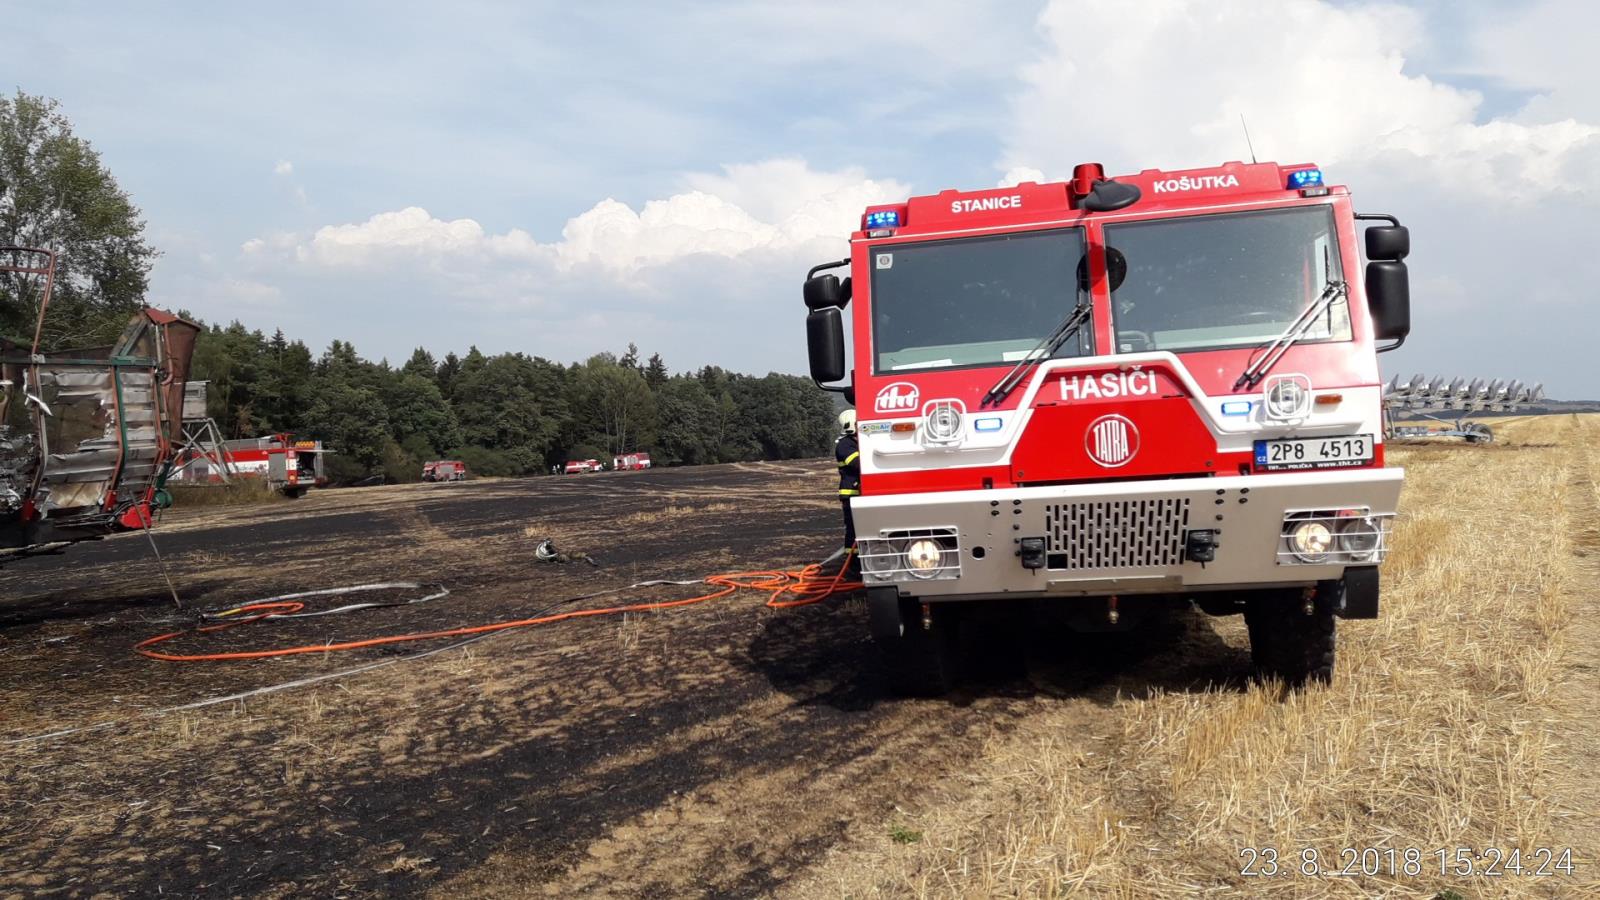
(9, 0), (1599, 396)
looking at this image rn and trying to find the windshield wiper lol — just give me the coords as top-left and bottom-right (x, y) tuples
(982, 299), (1092, 407)
(1232, 278), (1348, 390)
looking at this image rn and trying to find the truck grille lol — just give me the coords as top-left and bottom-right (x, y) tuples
(1044, 498), (1191, 570)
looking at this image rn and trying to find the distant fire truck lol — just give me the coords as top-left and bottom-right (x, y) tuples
(173, 434), (327, 498)
(613, 452), (652, 471)
(421, 460), (468, 481)
(564, 459), (603, 474)
(802, 160), (1410, 693)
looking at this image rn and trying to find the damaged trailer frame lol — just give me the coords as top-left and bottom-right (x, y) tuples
(1, 247), (201, 554)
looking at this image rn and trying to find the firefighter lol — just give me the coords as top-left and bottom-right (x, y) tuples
(835, 409), (860, 559)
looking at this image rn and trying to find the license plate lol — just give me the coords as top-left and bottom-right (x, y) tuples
(1253, 434), (1373, 471)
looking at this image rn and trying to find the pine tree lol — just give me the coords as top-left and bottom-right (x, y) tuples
(644, 352), (668, 389)
(402, 347), (437, 382)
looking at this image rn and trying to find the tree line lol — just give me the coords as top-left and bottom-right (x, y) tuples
(190, 324), (839, 482)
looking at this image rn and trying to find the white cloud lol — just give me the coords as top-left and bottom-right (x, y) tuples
(1004, 0), (1600, 199)
(228, 158), (912, 375)
(997, 166), (1046, 188)
(219, 277), (282, 306)
(273, 160), (293, 176)
(264, 159), (909, 274)
(301, 207), (516, 266)
(1464, 0), (1600, 125)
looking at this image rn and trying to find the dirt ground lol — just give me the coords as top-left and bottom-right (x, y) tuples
(2, 425), (1597, 898)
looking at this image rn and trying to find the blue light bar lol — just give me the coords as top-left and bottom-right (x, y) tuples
(865, 209), (900, 228)
(973, 416), (1003, 432)
(1221, 400), (1253, 416)
(1287, 169), (1323, 190)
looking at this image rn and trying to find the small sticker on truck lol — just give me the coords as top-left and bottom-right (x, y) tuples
(874, 381), (919, 413)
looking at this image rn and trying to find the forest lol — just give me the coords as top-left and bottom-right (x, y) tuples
(189, 326), (839, 481)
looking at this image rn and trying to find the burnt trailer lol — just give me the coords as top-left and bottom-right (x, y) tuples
(1, 247), (200, 555)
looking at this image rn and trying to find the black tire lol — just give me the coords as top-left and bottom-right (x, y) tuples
(282, 486), (307, 499)
(875, 600), (962, 697)
(1244, 589), (1335, 686)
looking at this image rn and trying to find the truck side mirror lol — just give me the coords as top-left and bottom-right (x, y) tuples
(1364, 225), (1409, 261)
(1365, 260), (1410, 341)
(804, 274), (847, 310)
(806, 307), (847, 384)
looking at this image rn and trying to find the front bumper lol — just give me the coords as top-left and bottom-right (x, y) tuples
(850, 467), (1404, 600)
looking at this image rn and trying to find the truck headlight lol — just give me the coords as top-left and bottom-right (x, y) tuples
(1287, 520), (1333, 563)
(921, 399), (966, 446)
(1336, 516), (1381, 560)
(905, 538), (945, 578)
(859, 528), (962, 582)
(860, 540), (903, 579)
(1262, 374), (1312, 421)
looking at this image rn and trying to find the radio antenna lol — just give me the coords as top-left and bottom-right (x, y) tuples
(1240, 114), (1258, 164)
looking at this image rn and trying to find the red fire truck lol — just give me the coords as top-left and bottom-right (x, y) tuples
(172, 434), (327, 498)
(564, 459), (603, 474)
(421, 460), (468, 482)
(613, 452), (652, 471)
(802, 160), (1410, 694)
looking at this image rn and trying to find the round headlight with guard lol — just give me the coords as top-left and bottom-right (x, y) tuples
(904, 538), (946, 578)
(1287, 519), (1334, 563)
(1263, 376), (1312, 420)
(860, 540), (903, 578)
(1336, 516), (1381, 559)
(925, 404), (962, 442)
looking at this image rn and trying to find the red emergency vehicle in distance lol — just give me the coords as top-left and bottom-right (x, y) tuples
(802, 160), (1411, 694)
(612, 452), (652, 471)
(171, 434), (327, 498)
(563, 459), (603, 474)
(421, 460), (468, 482)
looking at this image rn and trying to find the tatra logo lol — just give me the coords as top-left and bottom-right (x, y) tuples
(1058, 370), (1158, 401)
(950, 194), (1022, 214)
(1085, 414), (1139, 468)
(874, 381), (920, 413)
(1151, 174), (1240, 194)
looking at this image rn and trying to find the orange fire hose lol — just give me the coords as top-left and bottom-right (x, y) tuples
(135, 556), (861, 662)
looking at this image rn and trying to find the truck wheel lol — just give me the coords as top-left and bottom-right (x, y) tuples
(875, 600), (962, 697)
(1244, 589), (1335, 687)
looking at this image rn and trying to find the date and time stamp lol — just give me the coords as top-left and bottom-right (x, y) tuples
(1239, 846), (1578, 880)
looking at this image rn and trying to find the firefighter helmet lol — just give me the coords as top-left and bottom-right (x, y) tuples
(838, 409), (856, 434)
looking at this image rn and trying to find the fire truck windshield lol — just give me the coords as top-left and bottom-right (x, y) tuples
(1105, 206), (1349, 354)
(870, 228), (1089, 373)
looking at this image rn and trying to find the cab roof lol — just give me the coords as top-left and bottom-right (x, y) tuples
(859, 161), (1337, 235)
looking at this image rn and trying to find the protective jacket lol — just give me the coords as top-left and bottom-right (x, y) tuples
(835, 433), (860, 497)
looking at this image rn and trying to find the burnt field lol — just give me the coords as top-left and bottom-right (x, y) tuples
(4, 421), (1599, 898)
(0, 459), (1239, 898)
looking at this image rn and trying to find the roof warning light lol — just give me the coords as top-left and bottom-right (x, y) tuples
(1287, 168), (1324, 190)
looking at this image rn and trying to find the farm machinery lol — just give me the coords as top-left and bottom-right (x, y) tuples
(2, 247), (200, 559)
(1382, 374), (1543, 444)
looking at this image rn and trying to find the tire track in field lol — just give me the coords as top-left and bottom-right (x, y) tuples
(1545, 415), (1600, 866)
